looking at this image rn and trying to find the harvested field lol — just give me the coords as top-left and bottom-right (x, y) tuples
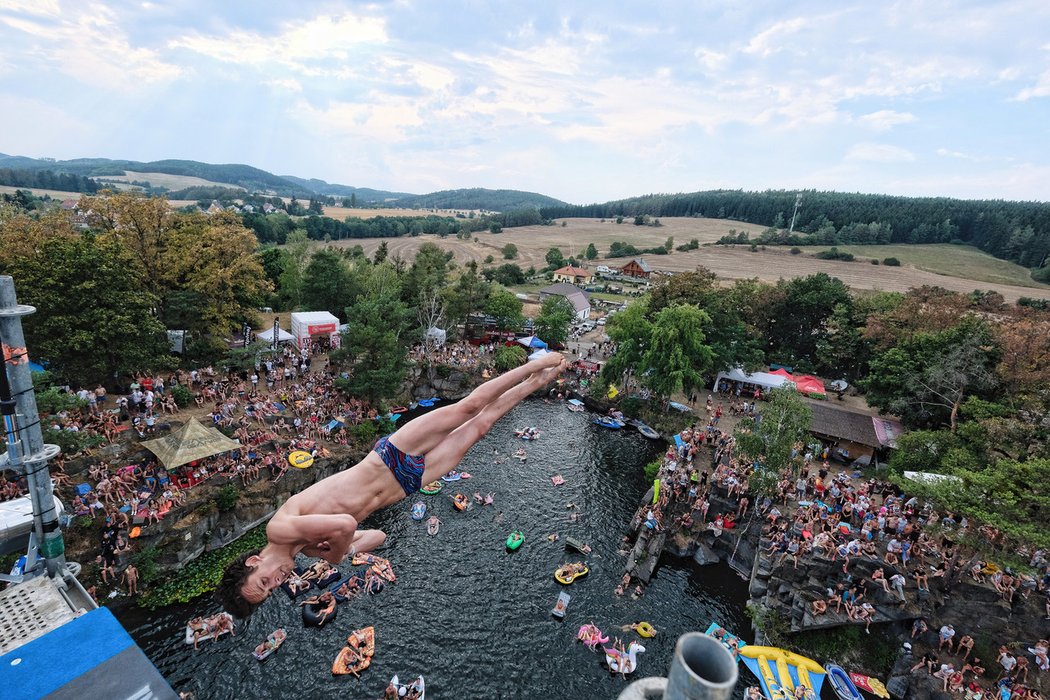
(794, 244), (1048, 289)
(322, 217), (1050, 304)
(0, 184), (85, 199)
(321, 205), (473, 219)
(100, 170), (243, 191)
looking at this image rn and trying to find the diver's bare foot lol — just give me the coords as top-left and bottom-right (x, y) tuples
(532, 351), (564, 368)
(535, 363), (564, 386)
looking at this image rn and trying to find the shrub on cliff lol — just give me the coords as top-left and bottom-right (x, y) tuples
(170, 384), (193, 407)
(214, 485), (239, 512)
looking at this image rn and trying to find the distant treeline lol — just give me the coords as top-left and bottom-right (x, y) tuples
(241, 207), (552, 244)
(395, 188), (565, 211)
(0, 168), (100, 193)
(539, 190), (1050, 270)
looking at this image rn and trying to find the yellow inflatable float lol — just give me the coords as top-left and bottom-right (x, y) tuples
(738, 645), (825, 700)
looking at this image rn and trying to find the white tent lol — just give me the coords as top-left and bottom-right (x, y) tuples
(426, 327), (447, 346)
(290, 311), (340, 348)
(257, 327), (295, 344)
(714, 367), (793, 393)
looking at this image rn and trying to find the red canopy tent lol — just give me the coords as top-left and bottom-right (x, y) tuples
(767, 368), (827, 398)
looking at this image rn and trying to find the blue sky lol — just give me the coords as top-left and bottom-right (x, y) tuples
(1, 0), (1048, 203)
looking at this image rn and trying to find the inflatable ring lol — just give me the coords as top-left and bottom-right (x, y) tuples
(288, 450), (314, 469)
(302, 600), (337, 627)
(634, 621), (657, 638)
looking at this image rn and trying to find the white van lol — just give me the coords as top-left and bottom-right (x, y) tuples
(595, 265), (612, 274)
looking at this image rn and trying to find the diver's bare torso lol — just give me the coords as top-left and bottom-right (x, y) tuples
(274, 452), (406, 527)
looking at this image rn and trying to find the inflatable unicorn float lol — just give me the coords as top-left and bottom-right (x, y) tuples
(604, 640), (646, 676)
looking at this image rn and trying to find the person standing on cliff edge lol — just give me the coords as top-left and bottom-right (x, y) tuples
(216, 352), (566, 618)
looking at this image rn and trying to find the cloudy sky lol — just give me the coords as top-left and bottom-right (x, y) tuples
(1, 0), (1048, 203)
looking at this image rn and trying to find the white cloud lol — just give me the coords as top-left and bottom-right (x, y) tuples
(1014, 70), (1050, 100)
(169, 13), (387, 69)
(0, 2), (181, 90)
(265, 78), (302, 93)
(860, 110), (916, 131)
(846, 143), (916, 163)
(743, 17), (808, 57)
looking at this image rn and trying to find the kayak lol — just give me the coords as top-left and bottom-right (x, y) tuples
(453, 494), (469, 511)
(389, 675), (426, 699)
(410, 502), (426, 521)
(593, 416), (625, 429)
(826, 664), (863, 700)
(252, 628), (286, 661)
(420, 481), (443, 494)
(506, 530), (525, 550)
(637, 424), (660, 439)
(555, 562), (589, 584)
(551, 591), (571, 618)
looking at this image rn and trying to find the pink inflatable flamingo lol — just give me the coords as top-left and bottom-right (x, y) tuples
(576, 624), (609, 651)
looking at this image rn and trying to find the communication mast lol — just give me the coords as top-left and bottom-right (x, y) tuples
(788, 193), (802, 235)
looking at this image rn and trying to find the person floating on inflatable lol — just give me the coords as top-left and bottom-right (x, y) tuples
(217, 353), (566, 618)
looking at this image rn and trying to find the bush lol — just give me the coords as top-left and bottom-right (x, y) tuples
(131, 546), (161, 585)
(790, 247), (801, 255)
(350, 420), (379, 444)
(870, 258), (880, 264)
(643, 460), (661, 482)
(139, 524), (269, 608)
(213, 485), (239, 512)
(883, 257), (901, 266)
(1031, 264), (1050, 283)
(493, 345), (527, 371)
(76, 515), (95, 529)
(36, 387), (87, 415)
(815, 247), (855, 261)
(170, 384), (193, 407)
(44, 427), (104, 455)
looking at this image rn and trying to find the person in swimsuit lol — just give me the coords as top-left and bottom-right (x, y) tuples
(216, 353), (566, 617)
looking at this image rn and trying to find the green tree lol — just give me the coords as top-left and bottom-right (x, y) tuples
(639, 304), (714, 401)
(331, 264), (411, 403)
(373, 240), (388, 264)
(545, 247), (565, 270)
(403, 242), (451, 306)
(13, 234), (172, 385)
(585, 243), (598, 260)
(485, 288), (524, 329)
(765, 273), (852, 368)
(735, 386), (812, 492)
(278, 230), (311, 309)
(535, 295), (575, 346)
(862, 317), (999, 431)
(502, 243), (518, 259)
(601, 299), (653, 387)
(302, 249), (357, 321)
(442, 260), (491, 327)
(484, 263), (526, 287)
(494, 345), (527, 370)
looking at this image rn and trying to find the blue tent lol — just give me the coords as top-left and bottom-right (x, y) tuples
(517, 335), (548, 349)
(28, 361), (46, 373)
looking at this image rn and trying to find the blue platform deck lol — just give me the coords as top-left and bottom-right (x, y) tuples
(0, 606), (176, 699)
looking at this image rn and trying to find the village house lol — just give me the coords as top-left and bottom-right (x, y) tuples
(538, 282), (591, 322)
(551, 265), (593, 285)
(619, 258), (653, 279)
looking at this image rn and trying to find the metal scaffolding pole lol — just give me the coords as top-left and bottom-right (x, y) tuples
(0, 275), (64, 579)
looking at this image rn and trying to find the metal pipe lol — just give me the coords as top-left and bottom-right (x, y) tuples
(0, 276), (64, 578)
(619, 633), (738, 700)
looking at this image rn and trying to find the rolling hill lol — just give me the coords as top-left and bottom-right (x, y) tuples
(393, 187), (565, 211)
